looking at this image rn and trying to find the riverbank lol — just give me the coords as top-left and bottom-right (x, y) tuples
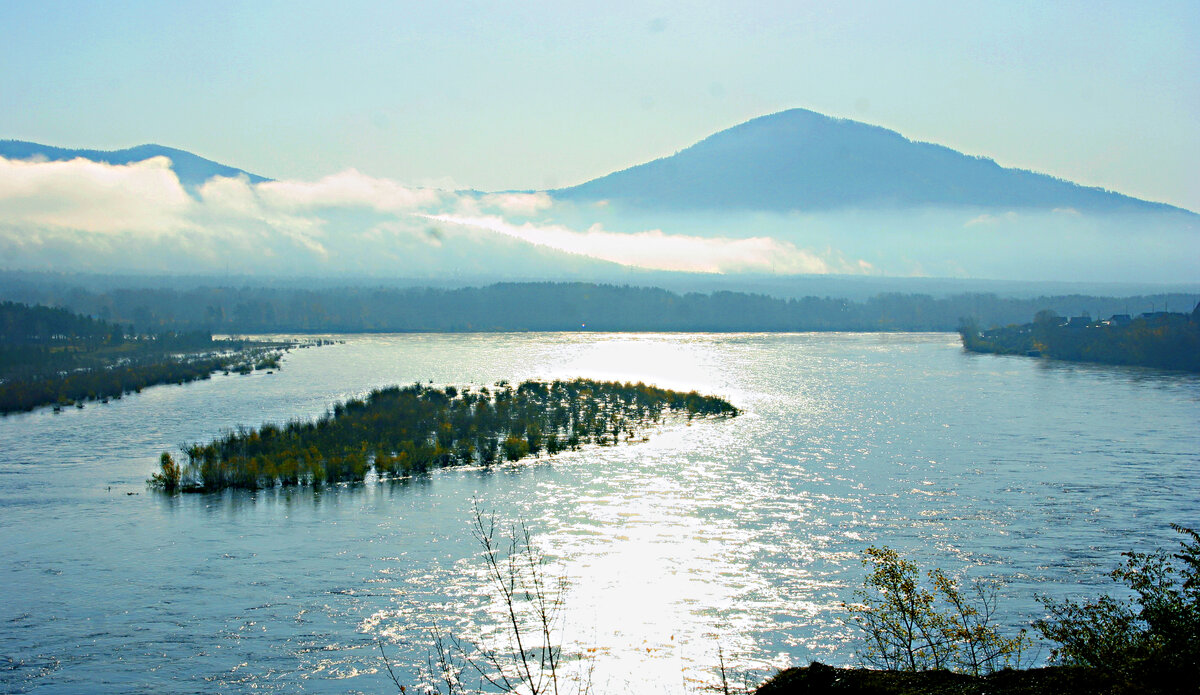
(959, 305), (1200, 372)
(0, 301), (337, 414)
(755, 663), (1125, 694)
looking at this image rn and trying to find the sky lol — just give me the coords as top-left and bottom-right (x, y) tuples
(2, 1), (1198, 212)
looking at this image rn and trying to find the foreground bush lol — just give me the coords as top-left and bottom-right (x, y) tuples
(755, 661), (1117, 694)
(842, 546), (1031, 675)
(765, 528), (1198, 694)
(1035, 524), (1199, 690)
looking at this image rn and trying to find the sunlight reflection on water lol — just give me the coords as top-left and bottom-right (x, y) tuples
(0, 332), (1197, 693)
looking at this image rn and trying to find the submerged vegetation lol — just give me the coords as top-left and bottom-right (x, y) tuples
(149, 378), (739, 493)
(0, 301), (299, 414)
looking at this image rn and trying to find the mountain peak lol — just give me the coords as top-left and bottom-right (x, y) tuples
(554, 109), (1189, 215)
(0, 140), (269, 189)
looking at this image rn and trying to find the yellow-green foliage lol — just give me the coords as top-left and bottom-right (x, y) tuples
(843, 546), (1031, 675)
(1035, 525), (1200, 688)
(150, 452), (182, 492)
(149, 378), (738, 493)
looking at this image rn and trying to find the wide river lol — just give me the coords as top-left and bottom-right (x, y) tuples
(1, 332), (1197, 693)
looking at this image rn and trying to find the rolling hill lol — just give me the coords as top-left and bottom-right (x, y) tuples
(0, 140), (269, 189)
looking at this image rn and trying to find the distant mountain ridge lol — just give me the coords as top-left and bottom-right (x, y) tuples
(553, 109), (1193, 215)
(0, 141), (269, 189)
(4, 111), (1194, 216)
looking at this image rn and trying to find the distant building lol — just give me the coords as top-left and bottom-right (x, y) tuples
(1107, 314), (1132, 326)
(1138, 311), (1187, 325)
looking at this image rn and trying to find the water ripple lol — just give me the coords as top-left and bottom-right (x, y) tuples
(0, 332), (1196, 693)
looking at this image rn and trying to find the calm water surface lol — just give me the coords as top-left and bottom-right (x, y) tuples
(1, 333), (1197, 693)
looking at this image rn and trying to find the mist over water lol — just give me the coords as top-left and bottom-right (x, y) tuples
(1, 333), (1197, 693)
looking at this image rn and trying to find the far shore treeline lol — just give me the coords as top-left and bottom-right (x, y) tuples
(5, 281), (1197, 334)
(150, 378), (739, 493)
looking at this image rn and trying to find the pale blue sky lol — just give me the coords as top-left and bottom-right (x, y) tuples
(3, 0), (1197, 211)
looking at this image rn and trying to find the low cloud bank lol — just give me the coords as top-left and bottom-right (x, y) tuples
(4, 154), (1188, 282)
(0, 155), (191, 235)
(426, 214), (867, 274)
(0, 155), (867, 277)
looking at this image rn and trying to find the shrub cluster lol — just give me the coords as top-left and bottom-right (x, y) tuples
(1035, 524), (1199, 691)
(843, 546), (1031, 675)
(840, 526), (1198, 693)
(150, 378), (739, 493)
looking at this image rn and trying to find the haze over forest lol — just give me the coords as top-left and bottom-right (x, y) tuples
(2, 108), (1196, 290)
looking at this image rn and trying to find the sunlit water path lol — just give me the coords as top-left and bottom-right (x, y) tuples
(1, 333), (1197, 693)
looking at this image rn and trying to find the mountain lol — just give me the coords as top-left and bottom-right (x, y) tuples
(0, 141), (269, 189)
(552, 109), (1192, 215)
(2, 121), (1194, 284)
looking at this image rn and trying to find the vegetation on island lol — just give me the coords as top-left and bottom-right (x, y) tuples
(959, 304), (1200, 372)
(0, 300), (297, 414)
(149, 378), (739, 493)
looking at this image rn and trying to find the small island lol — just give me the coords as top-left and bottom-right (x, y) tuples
(959, 303), (1200, 372)
(149, 378), (739, 492)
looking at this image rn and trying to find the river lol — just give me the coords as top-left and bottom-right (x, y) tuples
(1, 332), (1197, 693)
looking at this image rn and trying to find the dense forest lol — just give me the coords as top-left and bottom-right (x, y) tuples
(0, 301), (294, 414)
(149, 378), (739, 493)
(3, 281), (1195, 334)
(959, 304), (1200, 372)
